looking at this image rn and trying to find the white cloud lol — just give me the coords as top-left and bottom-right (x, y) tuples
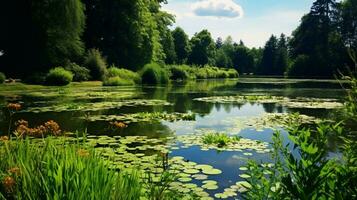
(192, 0), (244, 18)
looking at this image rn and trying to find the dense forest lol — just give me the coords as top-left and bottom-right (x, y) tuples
(0, 0), (356, 81)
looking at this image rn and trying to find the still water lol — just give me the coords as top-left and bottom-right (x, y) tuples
(0, 78), (347, 199)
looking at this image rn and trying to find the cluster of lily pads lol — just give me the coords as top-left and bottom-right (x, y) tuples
(177, 133), (270, 153)
(20, 99), (172, 113)
(194, 95), (343, 109)
(83, 112), (196, 123)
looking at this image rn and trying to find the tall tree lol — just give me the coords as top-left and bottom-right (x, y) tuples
(188, 30), (216, 66)
(340, 0), (357, 50)
(232, 43), (255, 74)
(0, 0), (85, 77)
(172, 27), (191, 64)
(258, 35), (278, 75)
(275, 34), (289, 75)
(289, 0), (346, 77)
(83, 0), (162, 70)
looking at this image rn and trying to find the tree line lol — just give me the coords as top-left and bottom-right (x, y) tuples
(0, 0), (356, 79)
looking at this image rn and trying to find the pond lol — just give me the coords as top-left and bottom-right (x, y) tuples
(0, 78), (347, 199)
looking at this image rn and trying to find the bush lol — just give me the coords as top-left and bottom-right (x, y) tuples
(106, 66), (141, 83)
(141, 63), (169, 84)
(45, 67), (73, 86)
(103, 77), (135, 86)
(169, 66), (190, 81)
(65, 62), (91, 82)
(227, 69), (239, 78)
(84, 49), (107, 81)
(23, 73), (47, 85)
(0, 72), (5, 84)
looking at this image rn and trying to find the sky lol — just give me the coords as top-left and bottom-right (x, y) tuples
(162, 0), (315, 48)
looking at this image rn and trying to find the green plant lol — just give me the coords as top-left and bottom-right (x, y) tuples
(45, 67), (73, 86)
(169, 66), (190, 81)
(65, 62), (91, 82)
(141, 63), (169, 84)
(84, 49), (107, 81)
(106, 66), (141, 83)
(103, 77), (135, 86)
(0, 137), (145, 199)
(0, 72), (5, 84)
(202, 132), (241, 147)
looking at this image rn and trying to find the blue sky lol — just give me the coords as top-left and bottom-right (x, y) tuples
(162, 0), (315, 47)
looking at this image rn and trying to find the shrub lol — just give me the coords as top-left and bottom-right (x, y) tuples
(65, 62), (91, 82)
(106, 66), (141, 83)
(84, 49), (107, 81)
(227, 69), (239, 78)
(0, 72), (5, 84)
(169, 66), (190, 81)
(45, 67), (73, 86)
(103, 77), (135, 86)
(141, 63), (169, 84)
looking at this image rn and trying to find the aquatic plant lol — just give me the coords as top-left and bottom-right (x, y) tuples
(202, 132), (243, 147)
(6, 103), (21, 136)
(141, 63), (169, 85)
(45, 67), (74, 86)
(13, 120), (62, 138)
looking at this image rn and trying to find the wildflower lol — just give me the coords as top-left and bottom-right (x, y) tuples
(110, 121), (128, 129)
(2, 176), (16, 193)
(7, 167), (21, 176)
(0, 136), (9, 142)
(77, 149), (90, 157)
(7, 103), (21, 111)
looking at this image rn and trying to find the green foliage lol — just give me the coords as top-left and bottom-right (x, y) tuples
(84, 49), (107, 81)
(232, 45), (255, 74)
(103, 77), (135, 86)
(169, 66), (191, 81)
(0, 72), (5, 84)
(65, 62), (90, 82)
(0, 138), (144, 199)
(188, 30), (216, 66)
(172, 27), (191, 64)
(287, 55), (311, 77)
(141, 63), (169, 85)
(202, 132), (242, 147)
(106, 67), (141, 84)
(243, 122), (357, 200)
(45, 67), (73, 86)
(0, 0), (85, 77)
(83, 0), (166, 70)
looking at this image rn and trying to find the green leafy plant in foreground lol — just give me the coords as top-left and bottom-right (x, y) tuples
(243, 123), (357, 200)
(0, 137), (192, 200)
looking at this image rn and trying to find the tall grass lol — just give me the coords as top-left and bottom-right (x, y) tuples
(0, 137), (190, 200)
(141, 63), (169, 85)
(106, 67), (141, 84)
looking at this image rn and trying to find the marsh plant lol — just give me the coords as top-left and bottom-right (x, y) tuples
(0, 137), (194, 200)
(202, 132), (242, 147)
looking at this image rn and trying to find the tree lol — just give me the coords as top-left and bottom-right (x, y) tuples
(172, 27), (191, 64)
(340, 0), (357, 50)
(216, 37), (223, 49)
(289, 0), (346, 77)
(232, 45), (255, 74)
(83, 0), (162, 70)
(0, 0), (85, 77)
(188, 30), (216, 66)
(258, 35), (278, 75)
(155, 11), (176, 64)
(275, 34), (289, 75)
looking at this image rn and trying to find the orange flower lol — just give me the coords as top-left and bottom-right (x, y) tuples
(0, 136), (9, 142)
(77, 149), (90, 157)
(7, 167), (21, 176)
(110, 121), (128, 129)
(2, 176), (16, 193)
(7, 103), (21, 111)
(14, 120), (62, 138)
